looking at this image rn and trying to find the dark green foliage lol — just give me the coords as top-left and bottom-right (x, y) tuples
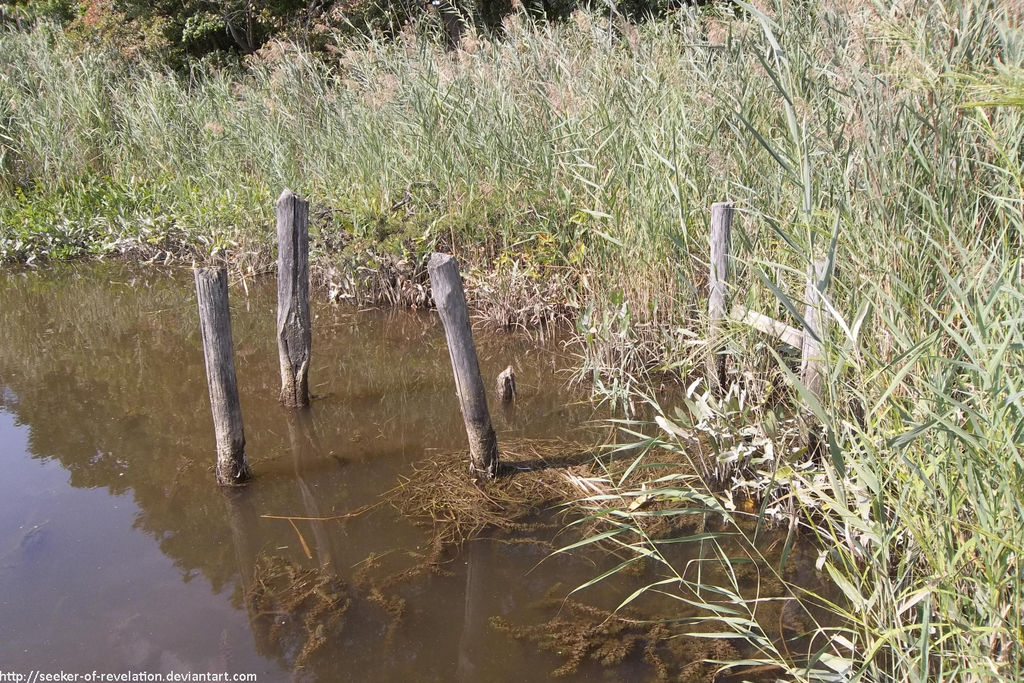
(3, 0), (701, 67)
(0, 0), (78, 27)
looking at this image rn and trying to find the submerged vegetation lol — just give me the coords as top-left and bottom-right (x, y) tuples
(491, 597), (743, 681)
(246, 553), (351, 670)
(2, 0), (1022, 679)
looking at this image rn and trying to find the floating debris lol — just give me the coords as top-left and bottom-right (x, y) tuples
(382, 437), (604, 549)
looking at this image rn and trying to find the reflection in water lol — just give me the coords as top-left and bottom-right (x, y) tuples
(0, 263), (834, 681)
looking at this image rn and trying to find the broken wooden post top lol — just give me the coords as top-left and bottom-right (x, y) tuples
(427, 254), (469, 312)
(428, 252), (455, 270)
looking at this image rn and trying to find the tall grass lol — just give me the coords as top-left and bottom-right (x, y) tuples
(1, 0), (1022, 677)
(556, 2), (1022, 680)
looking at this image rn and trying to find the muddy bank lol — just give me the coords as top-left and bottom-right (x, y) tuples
(79, 200), (580, 334)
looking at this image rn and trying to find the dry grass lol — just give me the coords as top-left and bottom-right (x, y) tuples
(383, 437), (607, 547)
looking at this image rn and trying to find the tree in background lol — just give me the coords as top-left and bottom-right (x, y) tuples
(3, 0), (352, 64)
(0, 0), (78, 27)
(1, 0), (690, 66)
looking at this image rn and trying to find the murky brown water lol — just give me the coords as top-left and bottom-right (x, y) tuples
(0, 263), (833, 682)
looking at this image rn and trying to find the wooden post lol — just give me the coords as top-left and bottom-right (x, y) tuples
(801, 258), (829, 455)
(427, 253), (499, 479)
(800, 258), (829, 404)
(496, 365), (516, 404)
(277, 188), (311, 408)
(706, 201), (734, 395)
(195, 267), (251, 486)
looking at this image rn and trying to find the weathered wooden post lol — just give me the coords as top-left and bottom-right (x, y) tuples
(800, 258), (829, 454)
(195, 267), (251, 486)
(427, 253), (499, 479)
(706, 201), (734, 395)
(800, 258), (829, 405)
(277, 189), (311, 408)
(496, 365), (516, 403)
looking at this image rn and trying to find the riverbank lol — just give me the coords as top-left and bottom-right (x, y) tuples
(2, 1), (1022, 679)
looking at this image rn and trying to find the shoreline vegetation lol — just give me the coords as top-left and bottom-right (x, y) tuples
(2, 0), (1022, 680)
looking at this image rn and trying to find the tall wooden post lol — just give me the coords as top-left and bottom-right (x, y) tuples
(801, 258), (829, 455)
(195, 267), (251, 486)
(800, 258), (829, 405)
(706, 201), (734, 395)
(277, 188), (311, 408)
(427, 253), (498, 479)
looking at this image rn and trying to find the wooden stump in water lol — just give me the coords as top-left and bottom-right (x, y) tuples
(195, 267), (251, 486)
(276, 188), (311, 409)
(496, 365), (516, 404)
(427, 253), (499, 479)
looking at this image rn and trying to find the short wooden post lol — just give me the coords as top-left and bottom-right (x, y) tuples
(195, 267), (251, 486)
(801, 258), (829, 455)
(706, 201), (734, 395)
(276, 188), (311, 408)
(427, 253), (499, 479)
(496, 365), (516, 403)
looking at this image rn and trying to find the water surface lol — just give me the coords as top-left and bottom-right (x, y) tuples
(0, 263), (831, 682)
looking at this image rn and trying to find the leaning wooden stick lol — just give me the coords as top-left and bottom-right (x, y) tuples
(730, 304), (804, 350)
(276, 188), (311, 408)
(195, 267), (251, 486)
(427, 253), (499, 479)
